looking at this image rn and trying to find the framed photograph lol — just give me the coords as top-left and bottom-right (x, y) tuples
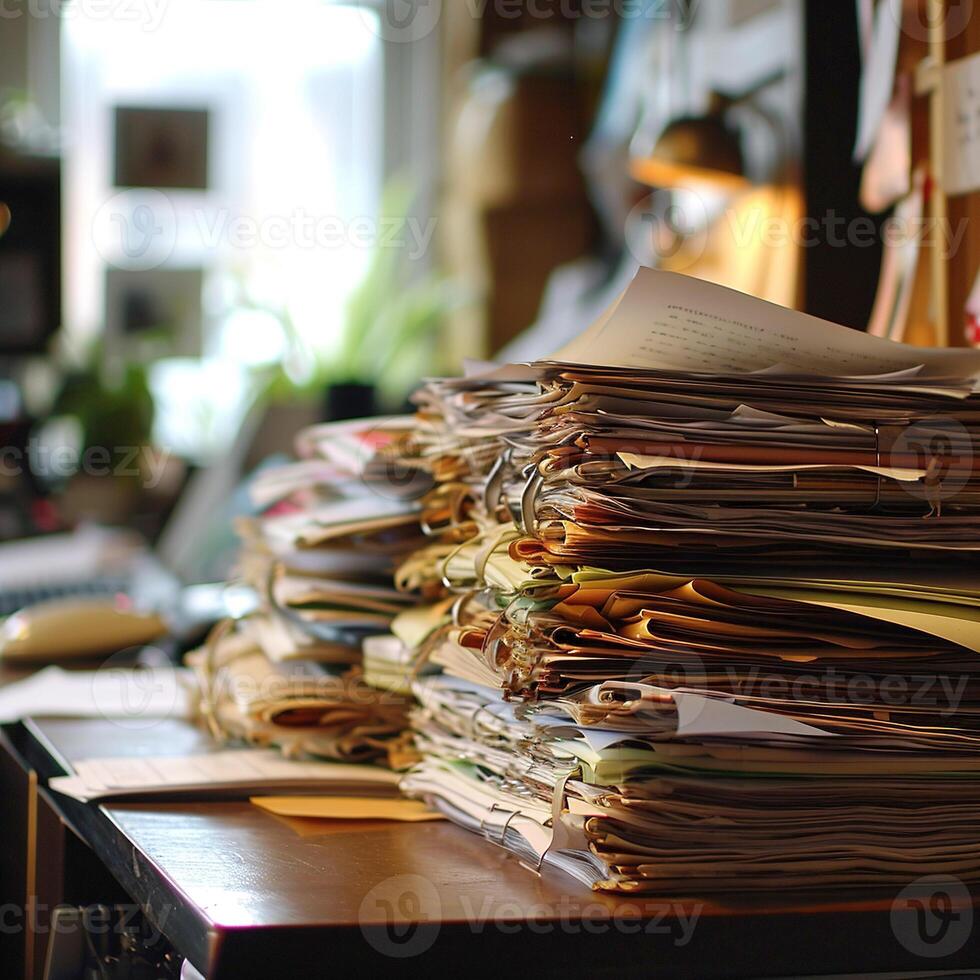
(113, 107), (210, 190)
(104, 267), (204, 357)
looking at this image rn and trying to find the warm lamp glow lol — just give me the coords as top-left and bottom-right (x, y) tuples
(629, 155), (750, 193)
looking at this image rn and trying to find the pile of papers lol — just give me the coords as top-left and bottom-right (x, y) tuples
(186, 635), (415, 765)
(236, 416), (428, 663)
(397, 269), (980, 894)
(186, 417), (428, 767)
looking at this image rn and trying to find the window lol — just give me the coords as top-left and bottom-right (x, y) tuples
(61, 0), (439, 455)
(64, 0), (387, 342)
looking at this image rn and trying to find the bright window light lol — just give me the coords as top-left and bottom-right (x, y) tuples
(62, 0), (384, 367)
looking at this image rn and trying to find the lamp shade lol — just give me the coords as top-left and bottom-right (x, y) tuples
(631, 96), (750, 192)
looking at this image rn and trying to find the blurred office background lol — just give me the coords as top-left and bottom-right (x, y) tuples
(0, 0), (972, 565)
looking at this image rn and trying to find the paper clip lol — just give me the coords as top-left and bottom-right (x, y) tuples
(871, 424), (882, 510)
(467, 702), (494, 738)
(519, 469), (544, 536)
(483, 448), (510, 513)
(521, 768), (577, 876)
(482, 803), (521, 846)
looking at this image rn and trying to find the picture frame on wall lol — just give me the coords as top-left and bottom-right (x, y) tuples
(113, 106), (210, 190)
(104, 266), (205, 358)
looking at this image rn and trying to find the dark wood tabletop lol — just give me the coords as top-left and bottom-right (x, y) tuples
(16, 715), (980, 980)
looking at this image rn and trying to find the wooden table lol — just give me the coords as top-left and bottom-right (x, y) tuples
(5, 715), (980, 979)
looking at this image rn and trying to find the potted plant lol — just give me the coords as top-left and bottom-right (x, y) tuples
(323, 179), (466, 420)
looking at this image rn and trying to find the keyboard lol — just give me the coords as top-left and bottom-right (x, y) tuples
(0, 576), (131, 618)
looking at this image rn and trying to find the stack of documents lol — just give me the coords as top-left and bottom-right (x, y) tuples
(186, 634), (415, 766)
(186, 417), (429, 767)
(397, 269), (980, 894)
(237, 416), (428, 663)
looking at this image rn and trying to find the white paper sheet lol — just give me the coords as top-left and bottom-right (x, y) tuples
(672, 690), (833, 739)
(0, 666), (194, 724)
(943, 51), (980, 196)
(49, 748), (400, 802)
(854, 0), (902, 162)
(551, 268), (980, 381)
